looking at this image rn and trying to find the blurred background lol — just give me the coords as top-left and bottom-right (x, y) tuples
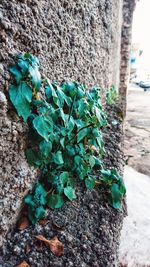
(119, 1), (150, 266)
(130, 0), (150, 87)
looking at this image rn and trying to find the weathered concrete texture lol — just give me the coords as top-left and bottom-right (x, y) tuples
(0, 90), (37, 246)
(0, 0), (124, 246)
(0, 0), (123, 92)
(1, 105), (125, 267)
(110, 0), (123, 88)
(119, 0), (137, 113)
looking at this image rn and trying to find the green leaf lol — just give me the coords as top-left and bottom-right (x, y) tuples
(38, 106), (47, 115)
(77, 128), (88, 143)
(47, 194), (64, 209)
(64, 186), (76, 201)
(66, 145), (76, 156)
(95, 107), (103, 123)
(96, 136), (104, 149)
(26, 149), (43, 167)
(34, 183), (47, 205)
(57, 86), (71, 107)
(45, 84), (52, 100)
(111, 183), (122, 209)
(50, 175), (65, 194)
(101, 169), (111, 177)
(67, 116), (75, 134)
(9, 66), (22, 83)
(35, 206), (46, 219)
(94, 157), (103, 167)
(111, 169), (120, 181)
(29, 65), (41, 92)
(74, 155), (82, 165)
(60, 109), (67, 125)
(60, 172), (69, 185)
(77, 99), (86, 116)
(112, 200), (121, 209)
(92, 128), (100, 137)
(89, 155), (96, 168)
(9, 82), (32, 122)
(75, 119), (85, 130)
(85, 176), (95, 189)
(60, 137), (65, 148)
(76, 143), (85, 156)
(39, 140), (52, 157)
(27, 205), (46, 224)
(46, 79), (60, 106)
(53, 151), (64, 165)
(33, 116), (52, 141)
(100, 169), (112, 184)
(24, 53), (39, 65)
(76, 87), (85, 99)
(62, 81), (77, 97)
(28, 208), (37, 224)
(17, 58), (29, 74)
(24, 194), (35, 207)
(119, 182), (126, 195)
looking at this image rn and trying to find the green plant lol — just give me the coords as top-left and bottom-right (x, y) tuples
(9, 53), (126, 224)
(106, 85), (118, 105)
(100, 169), (126, 209)
(24, 183), (47, 224)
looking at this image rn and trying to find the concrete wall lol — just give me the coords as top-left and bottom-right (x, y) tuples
(0, 0), (132, 248)
(110, 0), (123, 88)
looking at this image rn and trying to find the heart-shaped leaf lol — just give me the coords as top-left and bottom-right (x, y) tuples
(33, 116), (53, 141)
(64, 186), (76, 201)
(85, 176), (95, 190)
(9, 82), (32, 122)
(47, 194), (64, 209)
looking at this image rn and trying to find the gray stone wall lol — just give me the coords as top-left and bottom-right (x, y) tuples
(111, 0), (123, 88)
(0, 0), (132, 248)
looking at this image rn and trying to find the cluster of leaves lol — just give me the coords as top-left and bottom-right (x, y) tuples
(106, 85), (118, 105)
(9, 53), (126, 224)
(100, 169), (126, 209)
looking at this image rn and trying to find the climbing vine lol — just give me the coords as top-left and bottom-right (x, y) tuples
(8, 53), (126, 224)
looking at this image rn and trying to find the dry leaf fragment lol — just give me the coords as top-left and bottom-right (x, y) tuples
(35, 235), (64, 256)
(72, 200), (78, 207)
(17, 217), (29, 231)
(16, 261), (30, 267)
(39, 219), (49, 226)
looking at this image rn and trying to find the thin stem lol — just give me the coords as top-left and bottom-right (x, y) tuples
(66, 123), (95, 145)
(68, 94), (76, 121)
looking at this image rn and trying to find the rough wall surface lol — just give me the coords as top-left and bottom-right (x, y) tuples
(111, 0), (123, 88)
(1, 105), (125, 267)
(0, 0), (124, 246)
(119, 0), (137, 113)
(0, 91), (37, 246)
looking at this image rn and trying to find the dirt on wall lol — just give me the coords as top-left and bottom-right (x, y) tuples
(0, 0), (125, 265)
